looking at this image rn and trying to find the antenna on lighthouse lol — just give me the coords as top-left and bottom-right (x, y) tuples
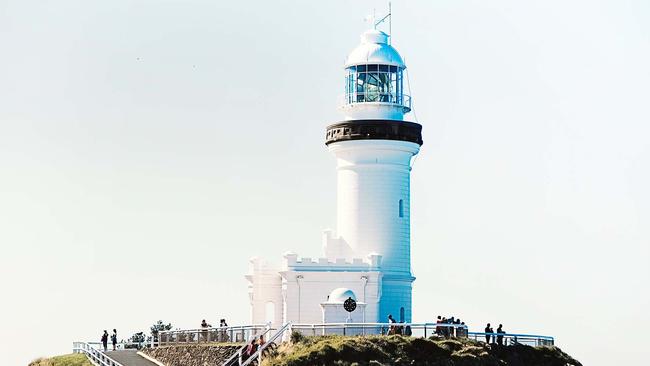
(373, 2), (392, 44)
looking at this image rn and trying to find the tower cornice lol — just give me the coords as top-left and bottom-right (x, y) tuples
(325, 119), (423, 146)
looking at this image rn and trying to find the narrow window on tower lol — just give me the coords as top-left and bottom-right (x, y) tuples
(398, 199), (404, 218)
(400, 307), (405, 322)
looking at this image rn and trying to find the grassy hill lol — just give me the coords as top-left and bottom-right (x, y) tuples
(33, 335), (581, 366)
(28, 354), (92, 366)
(261, 333), (582, 366)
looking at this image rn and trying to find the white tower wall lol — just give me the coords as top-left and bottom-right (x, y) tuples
(328, 140), (419, 274)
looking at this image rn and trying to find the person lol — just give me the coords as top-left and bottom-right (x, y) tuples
(218, 319), (229, 341)
(453, 319), (461, 338)
(484, 323), (492, 343)
(435, 316), (442, 336)
(245, 338), (258, 360)
(101, 330), (108, 352)
(496, 324), (505, 345)
(387, 314), (396, 335)
(201, 319), (211, 341)
(111, 329), (117, 351)
(442, 317), (449, 338)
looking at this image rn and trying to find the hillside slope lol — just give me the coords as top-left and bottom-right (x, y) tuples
(28, 354), (92, 366)
(262, 334), (582, 366)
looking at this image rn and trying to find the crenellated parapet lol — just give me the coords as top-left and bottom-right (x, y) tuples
(282, 251), (382, 272)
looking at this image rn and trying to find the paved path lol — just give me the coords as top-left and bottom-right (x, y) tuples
(105, 350), (159, 366)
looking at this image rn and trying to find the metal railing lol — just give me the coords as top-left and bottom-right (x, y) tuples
(338, 94), (412, 110)
(290, 323), (553, 346)
(239, 322), (292, 366)
(467, 332), (554, 346)
(157, 324), (268, 346)
(72, 342), (125, 366)
(221, 323), (275, 366)
(290, 322), (467, 338)
(82, 341), (145, 350)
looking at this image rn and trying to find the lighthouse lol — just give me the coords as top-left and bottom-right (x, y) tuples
(247, 26), (422, 328)
(325, 28), (423, 323)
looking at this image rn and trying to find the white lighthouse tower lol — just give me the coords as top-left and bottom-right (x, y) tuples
(247, 25), (422, 328)
(324, 28), (423, 323)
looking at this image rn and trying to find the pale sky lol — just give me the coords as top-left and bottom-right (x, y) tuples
(1, 1), (649, 365)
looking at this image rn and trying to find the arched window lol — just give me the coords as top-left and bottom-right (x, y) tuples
(398, 199), (404, 218)
(265, 301), (275, 324)
(400, 307), (405, 323)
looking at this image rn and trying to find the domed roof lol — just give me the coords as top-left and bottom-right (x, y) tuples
(327, 288), (357, 303)
(345, 29), (405, 68)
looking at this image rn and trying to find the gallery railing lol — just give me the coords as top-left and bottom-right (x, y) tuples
(157, 324), (268, 346)
(72, 342), (125, 366)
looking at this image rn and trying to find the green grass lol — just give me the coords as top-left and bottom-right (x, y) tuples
(261, 333), (582, 366)
(29, 353), (92, 366)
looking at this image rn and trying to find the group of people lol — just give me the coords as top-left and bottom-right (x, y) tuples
(386, 314), (412, 336)
(200, 318), (230, 342)
(201, 318), (229, 328)
(484, 323), (507, 345)
(230, 334), (277, 366)
(100, 329), (118, 352)
(435, 316), (466, 338)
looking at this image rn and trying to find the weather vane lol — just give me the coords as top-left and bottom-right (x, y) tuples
(365, 2), (392, 44)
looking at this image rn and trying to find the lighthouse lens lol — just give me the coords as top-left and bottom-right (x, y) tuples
(346, 65), (403, 106)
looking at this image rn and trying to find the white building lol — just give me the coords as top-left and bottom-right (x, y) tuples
(247, 27), (423, 329)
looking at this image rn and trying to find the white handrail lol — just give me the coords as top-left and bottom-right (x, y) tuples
(239, 322), (292, 366)
(221, 323), (273, 366)
(72, 342), (125, 366)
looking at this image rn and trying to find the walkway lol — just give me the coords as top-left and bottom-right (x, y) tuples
(105, 350), (159, 366)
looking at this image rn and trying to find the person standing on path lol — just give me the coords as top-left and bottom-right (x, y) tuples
(111, 329), (117, 350)
(101, 330), (108, 352)
(484, 323), (492, 344)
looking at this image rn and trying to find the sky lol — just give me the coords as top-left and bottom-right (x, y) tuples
(0, 0), (649, 365)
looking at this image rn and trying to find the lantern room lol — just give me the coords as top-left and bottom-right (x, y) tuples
(341, 29), (411, 121)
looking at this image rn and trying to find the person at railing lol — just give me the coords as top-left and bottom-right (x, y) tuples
(111, 329), (117, 351)
(101, 330), (108, 352)
(496, 324), (505, 345)
(404, 322), (412, 336)
(449, 317), (456, 337)
(485, 323), (494, 343)
(387, 314), (396, 335)
(453, 319), (461, 338)
(201, 319), (211, 342)
(218, 319), (229, 342)
(435, 316), (442, 336)
(440, 317), (446, 337)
